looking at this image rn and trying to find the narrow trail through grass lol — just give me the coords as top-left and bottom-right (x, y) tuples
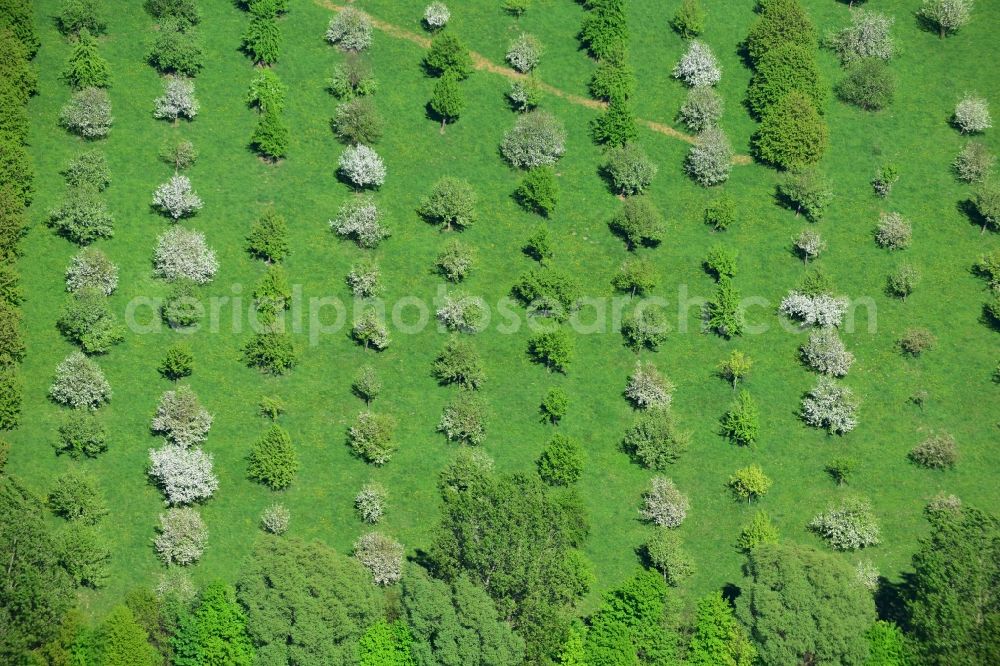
(319, 0), (753, 164)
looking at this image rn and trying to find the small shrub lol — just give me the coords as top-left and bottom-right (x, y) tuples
(727, 463), (772, 503)
(874, 212), (912, 249)
(260, 503), (289, 534)
(604, 143), (657, 196)
(871, 163), (899, 197)
(898, 327), (936, 357)
(704, 194), (736, 231)
(678, 86), (723, 132)
(353, 532), (403, 586)
(346, 259), (381, 299)
(154, 507), (207, 566)
(49, 352), (111, 409)
(623, 409), (689, 470)
(954, 93), (991, 133)
(836, 58), (894, 111)
(242, 330), (298, 374)
(49, 470), (107, 523)
(886, 263), (920, 300)
(809, 497), (881, 551)
(354, 482), (387, 523)
(645, 529), (695, 586)
(639, 476), (688, 528)
(437, 391), (486, 445)
(161, 280), (202, 329)
(954, 141), (995, 183)
(523, 225), (553, 263)
(825, 457), (857, 485)
(536, 434), (584, 486)
(909, 433), (957, 469)
(326, 7), (372, 52)
(348, 411), (397, 464)
(436, 239), (473, 282)
(506, 33), (542, 73)
(704, 245), (737, 280)
(247, 424), (298, 489)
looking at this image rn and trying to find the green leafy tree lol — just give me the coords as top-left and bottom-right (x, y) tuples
(591, 97), (638, 147)
(48, 470), (107, 524)
(250, 108), (289, 161)
(688, 592), (756, 665)
(536, 433), (584, 486)
(172, 582), (254, 666)
(720, 390), (760, 446)
(63, 29), (110, 89)
(0, 0), (39, 54)
(0, 477), (73, 661)
(56, 290), (125, 354)
(147, 19), (204, 76)
(247, 424), (299, 490)
(579, 0), (628, 60)
(515, 166), (559, 217)
(671, 0), (706, 38)
(0, 367), (21, 430)
(158, 343), (194, 380)
(89, 605), (160, 666)
(836, 58), (894, 111)
(430, 472), (589, 661)
(736, 510), (779, 553)
(246, 208), (289, 262)
(825, 457), (857, 486)
(242, 15), (280, 65)
(418, 177), (478, 230)
(242, 329), (297, 374)
(704, 245), (737, 281)
(610, 195), (666, 248)
(523, 225), (553, 262)
(54, 411), (108, 458)
(753, 91), (829, 170)
(727, 463), (772, 503)
(55, 523), (110, 588)
(704, 193), (736, 231)
(735, 543), (875, 665)
(358, 619), (415, 666)
(528, 329), (574, 372)
(745, 0), (817, 64)
(424, 33), (473, 79)
(622, 408), (690, 470)
(644, 529), (695, 586)
(236, 537), (384, 664)
(584, 569), (678, 665)
(540, 387), (568, 423)
(401, 565), (525, 666)
(589, 49), (636, 102)
(429, 72), (465, 132)
(706, 277), (745, 338)
(55, 0), (107, 36)
(777, 169), (833, 221)
(747, 44), (826, 118)
(719, 350), (752, 388)
(621, 304), (670, 350)
(433, 337), (485, 390)
(906, 507), (1000, 664)
(611, 257), (656, 296)
(48, 185), (114, 244)
(865, 621), (907, 666)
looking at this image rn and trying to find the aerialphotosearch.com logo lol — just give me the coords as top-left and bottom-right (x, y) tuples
(123, 283), (879, 346)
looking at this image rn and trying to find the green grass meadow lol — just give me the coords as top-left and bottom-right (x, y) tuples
(9, 0), (1000, 619)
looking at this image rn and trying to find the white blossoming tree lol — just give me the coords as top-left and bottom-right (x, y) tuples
(672, 39), (721, 87)
(151, 385), (213, 447)
(153, 174), (203, 219)
(153, 227), (219, 284)
(331, 196), (389, 248)
(154, 507), (207, 566)
(640, 476), (689, 528)
(49, 352), (112, 409)
(148, 444), (219, 505)
(153, 77), (199, 121)
(338, 144), (386, 189)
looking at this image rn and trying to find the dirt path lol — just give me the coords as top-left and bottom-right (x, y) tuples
(318, 0), (752, 165)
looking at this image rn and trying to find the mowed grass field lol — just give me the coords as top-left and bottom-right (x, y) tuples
(9, 0), (1000, 619)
